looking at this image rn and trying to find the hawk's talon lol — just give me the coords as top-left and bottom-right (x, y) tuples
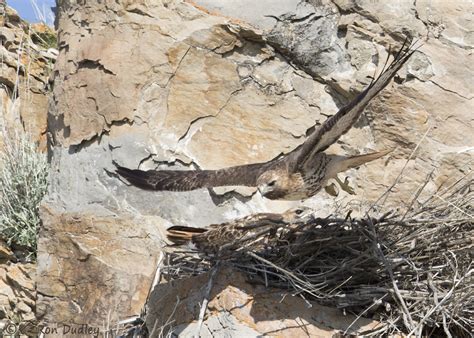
(324, 183), (339, 197)
(335, 175), (356, 195)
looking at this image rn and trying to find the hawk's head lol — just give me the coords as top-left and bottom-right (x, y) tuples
(257, 170), (305, 200)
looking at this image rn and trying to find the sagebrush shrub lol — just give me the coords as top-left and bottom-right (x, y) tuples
(0, 132), (48, 256)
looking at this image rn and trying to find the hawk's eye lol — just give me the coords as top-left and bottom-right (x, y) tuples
(268, 180), (276, 187)
(295, 208), (304, 215)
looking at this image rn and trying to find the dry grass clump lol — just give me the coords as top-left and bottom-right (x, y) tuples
(162, 174), (473, 337)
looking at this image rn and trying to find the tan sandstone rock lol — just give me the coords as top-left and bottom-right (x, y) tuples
(0, 259), (36, 324)
(38, 0), (472, 332)
(36, 204), (164, 326)
(146, 267), (379, 337)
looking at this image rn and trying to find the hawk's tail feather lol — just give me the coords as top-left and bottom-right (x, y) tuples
(342, 149), (393, 171)
(167, 226), (207, 244)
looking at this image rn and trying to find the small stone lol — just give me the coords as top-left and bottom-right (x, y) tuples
(20, 295), (36, 309)
(15, 301), (32, 314)
(6, 264), (35, 292)
(0, 279), (16, 303)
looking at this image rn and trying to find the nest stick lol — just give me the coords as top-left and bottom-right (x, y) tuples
(195, 264), (219, 337)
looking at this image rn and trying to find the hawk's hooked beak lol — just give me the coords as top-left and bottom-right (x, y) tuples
(258, 185), (271, 197)
(257, 181), (288, 200)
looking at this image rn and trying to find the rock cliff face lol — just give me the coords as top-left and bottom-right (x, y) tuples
(0, 5), (53, 328)
(0, 5), (55, 150)
(0, 240), (36, 324)
(38, 0), (472, 332)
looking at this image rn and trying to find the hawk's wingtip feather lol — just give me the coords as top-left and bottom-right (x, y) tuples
(115, 166), (157, 190)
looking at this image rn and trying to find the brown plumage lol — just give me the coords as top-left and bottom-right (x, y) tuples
(167, 208), (310, 253)
(116, 40), (415, 200)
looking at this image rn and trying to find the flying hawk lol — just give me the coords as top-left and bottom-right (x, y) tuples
(116, 40), (415, 200)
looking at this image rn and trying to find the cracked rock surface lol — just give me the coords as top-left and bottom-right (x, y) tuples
(0, 6), (55, 150)
(38, 0), (473, 331)
(0, 239), (36, 324)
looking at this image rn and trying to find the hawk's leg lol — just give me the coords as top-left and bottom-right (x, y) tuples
(335, 175), (356, 195)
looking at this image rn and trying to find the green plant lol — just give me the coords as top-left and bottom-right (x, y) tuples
(31, 29), (57, 50)
(0, 131), (48, 256)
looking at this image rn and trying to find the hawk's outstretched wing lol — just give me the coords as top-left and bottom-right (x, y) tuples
(292, 40), (416, 170)
(115, 161), (269, 191)
(116, 40), (415, 193)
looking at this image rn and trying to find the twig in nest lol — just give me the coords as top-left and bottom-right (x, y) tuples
(401, 170), (434, 221)
(428, 272), (452, 338)
(370, 126), (431, 210)
(195, 263), (220, 337)
(343, 294), (387, 335)
(149, 296), (180, 338)
(146, 251), (164, 306)
(365, 215), (415, 332)
(407, 262), (471, 337)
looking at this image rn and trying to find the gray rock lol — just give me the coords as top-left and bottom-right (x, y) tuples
(193, 0), (300, 31)
(266, 2), (350, 77)
(37, 0), (473, 331)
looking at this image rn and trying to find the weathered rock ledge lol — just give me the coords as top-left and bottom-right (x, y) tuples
(36, 0), (472, 333)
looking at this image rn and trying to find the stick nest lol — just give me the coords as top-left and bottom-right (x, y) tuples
(162, 176), (473, 336)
